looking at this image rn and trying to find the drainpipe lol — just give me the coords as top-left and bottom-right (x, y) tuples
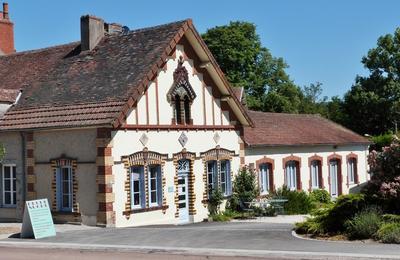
(20, 132), (26, 209)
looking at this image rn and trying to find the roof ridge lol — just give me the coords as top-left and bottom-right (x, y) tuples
(248, 110), (322, 118)
(0, 41), (80, 59)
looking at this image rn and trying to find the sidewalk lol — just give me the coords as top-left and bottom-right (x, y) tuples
(0, 222), (99, 239)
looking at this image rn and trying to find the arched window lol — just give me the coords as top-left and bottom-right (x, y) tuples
(328, 154), (342, 197)
(347, 157), (358, 184)
(285, 161), (298, 191)
(259, 163), (273, 194)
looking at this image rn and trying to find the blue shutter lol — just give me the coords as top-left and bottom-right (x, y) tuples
(139, 166), (146, 208)
(226, 160), (232, 195)
(156, 165), (162, 206)
(56, 168), (61, 211)
(213, 161), (218, 189)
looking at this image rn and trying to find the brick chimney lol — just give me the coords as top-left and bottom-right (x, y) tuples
(0, 2), (15, 55)
(80, 15), (105, 51)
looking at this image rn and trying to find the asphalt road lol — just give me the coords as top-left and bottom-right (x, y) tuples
(1, 222), (400, 259)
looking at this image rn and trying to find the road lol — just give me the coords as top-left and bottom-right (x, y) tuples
(0, 222), (399, 259)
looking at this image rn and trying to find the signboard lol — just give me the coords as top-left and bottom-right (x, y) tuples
(21, 199), (56, 239)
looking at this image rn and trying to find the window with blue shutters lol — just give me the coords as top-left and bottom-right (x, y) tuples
(220, 160), (231, 196)
(207, 161), (217, 197)
(207, 159), (232, 198)
(130, 166), (145, 209)
(56, 166), (73, 212)
(149, 165), (162, 207)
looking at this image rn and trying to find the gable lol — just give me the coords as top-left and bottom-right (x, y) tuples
(125, 41), (237, 127)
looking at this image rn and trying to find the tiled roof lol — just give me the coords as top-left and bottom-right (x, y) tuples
(0, 88), (19, 103)
(0, 101), (125, 130)
(0, 20), (188, 130)
(244, 110), (370, 147)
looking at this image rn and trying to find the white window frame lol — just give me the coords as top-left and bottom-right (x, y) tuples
(130, 166), (143, 209)
(148, 165), (160, 207)
(285, 161), (297, 191)
(330, 160), (339, 197)
(59, 166), (73, 212)
(2, 164), (16, 207)
(207, 161), (217, 197)
(347, 159), (356, 184)
(259, 164), (269, 194)
(311, 161), (319, 190)
(220, 160), (229, 196)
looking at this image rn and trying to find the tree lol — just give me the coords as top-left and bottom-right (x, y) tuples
(202, 21), (303, 112)
(343, 28), (400, 135)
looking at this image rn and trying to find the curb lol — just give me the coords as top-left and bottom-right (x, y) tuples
(0, 240), (399, 259)
(291, 230), (380, 245)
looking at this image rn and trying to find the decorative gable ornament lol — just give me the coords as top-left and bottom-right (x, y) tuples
(139, 133), (149, 146)
(178, 132), (188, 147)
(167, 56), (197, 103)
(213, 132), (221, 144)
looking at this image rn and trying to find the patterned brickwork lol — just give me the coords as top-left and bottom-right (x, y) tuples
(121, 148), (168, 219)
(200, 146), (235, 205)
(50, 158), (78, 212)
(96, 128), (115, 227)
(26, 132), (36, 200)
(172, 149), (196, 218)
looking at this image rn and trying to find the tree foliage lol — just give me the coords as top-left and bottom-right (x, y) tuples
(202, 21), (303, 112)
(343, 28), (400, 135)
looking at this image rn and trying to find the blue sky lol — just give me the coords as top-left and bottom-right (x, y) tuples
(8, 0), (400, 98)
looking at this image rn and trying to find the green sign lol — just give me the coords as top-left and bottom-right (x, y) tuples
(21, 199), (56, 239)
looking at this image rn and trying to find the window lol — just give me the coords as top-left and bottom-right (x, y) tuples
(310, 161), (320, 189)
(348, 158), (357, 184)
(207, 160), (231, 197)
(174, 94), (182, 124)
(330, 160), (339, 196)
(220, 160), (231, 196)
(259, 164), (270, 194)
(285, 161), (297, 191)
(148, 165), (162, 207)
(207, 161), (217, 197)
(184, 96), (191, 124)
(130, 167), (145, 209)
(56, 166), (72, 212)
(2, 165), (16, 206)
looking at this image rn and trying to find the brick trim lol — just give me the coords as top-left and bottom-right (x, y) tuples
(282, 155), (302, 190)
(200, 146), (234, 205)
(121, 147), (168, 219)
(172, 149), (196, 218)
(255, 156), (275, 193)
(50, 158), (78, 212)
(327, 153), (343, 196)
(96, 128), (115, 227)
(308, 154), (324, 190)
(25, 132), (36, 200)
(346, 153), (359, 185)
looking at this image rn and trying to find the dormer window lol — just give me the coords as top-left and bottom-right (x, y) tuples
(167, 56), (196, 125)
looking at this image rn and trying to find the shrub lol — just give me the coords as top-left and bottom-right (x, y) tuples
(228, 168), (258, 212)
(370, 133), (394, 152)
(345, 207), (382, 240)
(310, 189), (331, 204)
(376, 222), (400, 244)
(208, 188), (224, 215)
(295, 194), (366, 235)
(211, 212), (231, 222)
(382, 214), (400, 223)
(274, 186), (314, 214)
(252, 205), (277, 217)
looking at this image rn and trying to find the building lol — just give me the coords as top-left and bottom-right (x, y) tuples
(0, 4), (370, 227)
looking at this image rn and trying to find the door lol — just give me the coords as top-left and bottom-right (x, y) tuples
(178, 174), (189, 222)
(330, 160), (338, 197)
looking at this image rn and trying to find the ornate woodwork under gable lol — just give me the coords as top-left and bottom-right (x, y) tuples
(167, 56), (197, 125)
(121, 148), (168, 218)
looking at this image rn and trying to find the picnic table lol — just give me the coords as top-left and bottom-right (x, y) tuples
(245, 198), (288, 215)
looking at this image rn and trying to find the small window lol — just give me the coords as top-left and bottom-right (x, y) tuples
(207, 161), (217, 197)
(175, 95), (182, 124)
(285, 161), (297, 191)
(2, 165), (16, 207)
(57, 166), (73, 212)
(148, 165), (162, 207)
(310, 161), (320, 189)
(348, 158), (357, 184)
(259, 164), (270, 194)
(184, 96), (191, 124)
(130, 166), (145, 209)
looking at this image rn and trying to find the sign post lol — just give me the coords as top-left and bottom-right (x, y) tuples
(21, 199), (56, 239)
